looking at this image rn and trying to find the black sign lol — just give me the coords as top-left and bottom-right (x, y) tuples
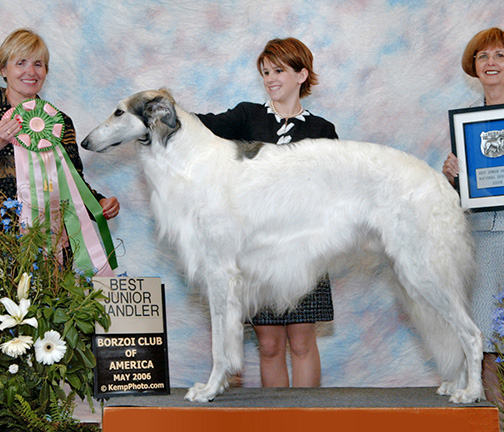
(93, 332), (169, 397)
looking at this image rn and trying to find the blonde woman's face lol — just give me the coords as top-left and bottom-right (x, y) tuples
(1, 55), (47, 104)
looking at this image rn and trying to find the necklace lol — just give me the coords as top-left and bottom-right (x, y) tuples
(269, 100), (304, 124)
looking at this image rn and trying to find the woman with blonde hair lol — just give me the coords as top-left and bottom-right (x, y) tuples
(0, 28), (119, 218)
(0, 28), (120, 275)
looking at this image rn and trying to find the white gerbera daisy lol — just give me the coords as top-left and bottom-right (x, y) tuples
(0, 298), (38, 330)
(0, 335), (33, 357)
(8, 364), (19, 374)
(34, 330), (66, 365)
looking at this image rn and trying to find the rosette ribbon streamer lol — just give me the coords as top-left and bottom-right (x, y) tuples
(2, 99), (117, 276)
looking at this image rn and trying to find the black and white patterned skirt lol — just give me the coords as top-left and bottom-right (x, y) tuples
(248, 274), (334, 326)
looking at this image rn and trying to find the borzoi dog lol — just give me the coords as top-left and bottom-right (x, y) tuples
(82, 88), (483, 404)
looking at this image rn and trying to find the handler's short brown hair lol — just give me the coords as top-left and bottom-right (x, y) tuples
(257, 37), (318, 99)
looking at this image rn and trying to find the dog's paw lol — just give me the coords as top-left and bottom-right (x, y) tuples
(449, 388), (482, 404)
(436, 381), (456, 396)
(184, 382), (219, 403)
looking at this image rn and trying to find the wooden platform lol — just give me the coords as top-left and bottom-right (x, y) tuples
(102, 387), (499, 432)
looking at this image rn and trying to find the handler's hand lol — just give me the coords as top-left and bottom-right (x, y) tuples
(0, 117), (22, 150)
(99, 197), (120, 220)
(442, 152), (459, 187)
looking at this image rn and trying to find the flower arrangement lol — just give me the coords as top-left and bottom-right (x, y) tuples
(0, 198), (111, 431)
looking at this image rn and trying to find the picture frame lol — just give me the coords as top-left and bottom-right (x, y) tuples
(449, 103), (504, 211)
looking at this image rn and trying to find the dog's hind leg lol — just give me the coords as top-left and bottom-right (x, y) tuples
(185, 270), (244, 402)
(392, 260), (484, 403)
(380, 191), (484, 403)
(434, 310), (484, 404)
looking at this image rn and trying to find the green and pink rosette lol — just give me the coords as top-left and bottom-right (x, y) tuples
(2, 98), (117, 276)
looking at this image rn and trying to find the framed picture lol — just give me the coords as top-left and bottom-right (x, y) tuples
(449, 103), (504, 211)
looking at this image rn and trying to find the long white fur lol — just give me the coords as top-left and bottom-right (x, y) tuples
(82, 88), (484, 403)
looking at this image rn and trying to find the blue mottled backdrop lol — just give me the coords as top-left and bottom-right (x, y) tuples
(1, 0), (501, 389)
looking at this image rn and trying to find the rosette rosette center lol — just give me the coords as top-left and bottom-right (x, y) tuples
(11, 99), (65, 152)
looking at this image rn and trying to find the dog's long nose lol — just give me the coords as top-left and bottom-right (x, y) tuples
(81, 138), (89, 149)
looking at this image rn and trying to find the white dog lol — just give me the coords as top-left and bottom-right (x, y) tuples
(82, 88), (483, 404)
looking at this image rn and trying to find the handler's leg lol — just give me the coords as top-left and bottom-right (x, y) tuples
(287, 322), (321, 387)
(254, 325), (289, 387)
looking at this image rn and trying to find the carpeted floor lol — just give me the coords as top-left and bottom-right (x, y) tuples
(103, 387), (493, 409)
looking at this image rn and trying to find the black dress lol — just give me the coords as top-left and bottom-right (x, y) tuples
(197, 101), (337, 325)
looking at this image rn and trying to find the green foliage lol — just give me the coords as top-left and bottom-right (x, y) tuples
(0, 198), (110, 430)
(0, 394), (101, 432)
(14, 394), (58, 432)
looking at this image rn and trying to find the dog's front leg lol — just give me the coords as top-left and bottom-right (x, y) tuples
(185, 273), (241, 402)
(184, 324), (229, 402)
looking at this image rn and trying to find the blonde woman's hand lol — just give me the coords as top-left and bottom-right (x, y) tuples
(99, 197), (120, 220)
(0, 117), (21, 150)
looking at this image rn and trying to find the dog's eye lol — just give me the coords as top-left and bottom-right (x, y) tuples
(114, 109), (124, 117)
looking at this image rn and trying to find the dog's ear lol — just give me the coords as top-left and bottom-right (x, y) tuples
(143, 96), (177, 129)
(142, 96), (180, 145)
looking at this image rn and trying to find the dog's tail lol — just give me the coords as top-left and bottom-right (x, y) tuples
(393, 280), (466, 380)
(342, 246), (469, 380)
